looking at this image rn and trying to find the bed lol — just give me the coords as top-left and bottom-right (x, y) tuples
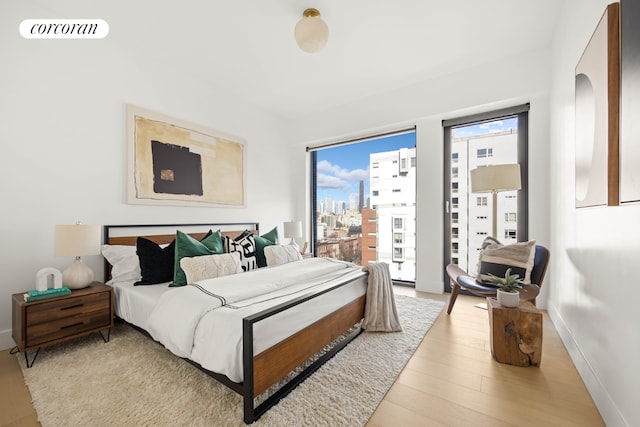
(102, 223), (368, 424)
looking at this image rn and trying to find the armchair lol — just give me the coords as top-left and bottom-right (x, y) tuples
(446, 245), (549, 314)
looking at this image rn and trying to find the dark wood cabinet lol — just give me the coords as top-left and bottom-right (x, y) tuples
(12, 282), (114, 366)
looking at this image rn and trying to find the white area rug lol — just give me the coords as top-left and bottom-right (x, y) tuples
(18, 295), (444, 427)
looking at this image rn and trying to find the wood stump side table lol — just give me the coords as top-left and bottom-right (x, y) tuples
(487, 297), (542, 367)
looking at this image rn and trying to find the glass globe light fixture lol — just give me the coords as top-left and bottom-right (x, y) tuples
(294, 8), (329, 53)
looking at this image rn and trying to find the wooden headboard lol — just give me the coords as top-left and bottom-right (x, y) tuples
(103, 222), (260, 279)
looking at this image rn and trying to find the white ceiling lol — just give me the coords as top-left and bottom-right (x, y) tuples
(50, 0), (562, 120)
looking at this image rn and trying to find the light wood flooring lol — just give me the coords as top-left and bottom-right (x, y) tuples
(1, 290), (604, 427)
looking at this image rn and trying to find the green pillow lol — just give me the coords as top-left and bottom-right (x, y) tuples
(251, 226), (278, 268)
(171, 229), (224, 286)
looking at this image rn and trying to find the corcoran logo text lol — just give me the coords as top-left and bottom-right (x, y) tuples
(20, 19), (109, 39)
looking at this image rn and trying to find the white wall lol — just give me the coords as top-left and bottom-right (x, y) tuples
(0, 3), (293, 349)
(549, 1), (639, 426)
(288, 48), (551, 297)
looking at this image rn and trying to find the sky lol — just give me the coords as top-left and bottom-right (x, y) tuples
(316, 132), (416, 206)
(315, 116), (518, 209)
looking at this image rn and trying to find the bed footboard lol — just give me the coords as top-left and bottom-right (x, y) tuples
(241, 279), (366, 424)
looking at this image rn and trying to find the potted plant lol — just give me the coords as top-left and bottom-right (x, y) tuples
(486, 268), (528, 308)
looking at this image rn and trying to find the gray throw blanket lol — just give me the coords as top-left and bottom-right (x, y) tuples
(361, 263), (402, 332)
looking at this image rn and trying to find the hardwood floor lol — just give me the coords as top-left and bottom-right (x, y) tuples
(0, 290), (603, 427)
(367, 289), (604, 426)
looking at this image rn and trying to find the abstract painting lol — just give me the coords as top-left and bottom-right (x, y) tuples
(574, 2), (619, 208)
(126, 105), (246, 207)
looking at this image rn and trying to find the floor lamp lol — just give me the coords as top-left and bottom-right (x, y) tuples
(470, 164), (521, 239)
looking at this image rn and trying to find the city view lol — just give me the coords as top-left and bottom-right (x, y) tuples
(311, 116), (520, 283)
(313, 131), (417, 282)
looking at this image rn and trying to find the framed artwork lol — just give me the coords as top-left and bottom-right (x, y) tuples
(620, 0), (640, 204)
(574, 2), (619, 208)
(126, 105), (246, 207)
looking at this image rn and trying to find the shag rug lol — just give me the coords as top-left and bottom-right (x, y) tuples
(18, 295), (444, 427)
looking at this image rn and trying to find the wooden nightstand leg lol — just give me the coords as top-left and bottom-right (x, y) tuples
(24, 348), (41, 368)
(98, 328), (111, 343)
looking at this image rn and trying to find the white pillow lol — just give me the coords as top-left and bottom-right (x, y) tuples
(101, 244), (141, 285)
(264, 245), (303, 267)
(180, 252), (242, 284)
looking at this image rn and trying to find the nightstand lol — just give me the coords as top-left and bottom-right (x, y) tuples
(11, 281), (114, 367)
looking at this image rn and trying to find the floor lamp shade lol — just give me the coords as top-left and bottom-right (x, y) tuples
(470, 164), (522, 193)
(470, 164), (521, 239)
(55, 224), (101, 289)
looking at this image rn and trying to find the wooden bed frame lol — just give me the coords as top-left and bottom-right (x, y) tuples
(103, 223), (366, 424)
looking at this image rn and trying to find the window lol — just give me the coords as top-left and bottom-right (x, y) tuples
(393, 217), (404, 229)
(477, 148), (494, 158)
(444, 104), (529, 285)
(393, 247), (404, 260)
(504, 229), (517, 239)
(411, 157), (416, 167)
(452, 242), (459, 253)
(452, 212), (459, 224)
(310, 128), (416, 283)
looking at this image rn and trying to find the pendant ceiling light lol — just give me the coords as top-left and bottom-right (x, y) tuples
(294, 8), (329, 53)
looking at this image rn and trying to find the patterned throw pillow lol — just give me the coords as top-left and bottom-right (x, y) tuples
(223, 234), (257, 272)
(251, 226), (278, 268)
(477, 238), (536, 284)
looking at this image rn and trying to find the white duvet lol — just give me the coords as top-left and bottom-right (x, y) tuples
(146, 257), (367, 382)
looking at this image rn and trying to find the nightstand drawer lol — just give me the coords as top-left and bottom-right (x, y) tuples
(12, 282), (114, 358)
(26, 310), (112, 347)
(26, 292), (110, 326)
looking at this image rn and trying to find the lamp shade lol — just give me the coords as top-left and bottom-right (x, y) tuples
(470, 164), (521, 193)
(283, 221), (303, 238)
(54, 224), (101, 257)
(294, 8), (329, 53)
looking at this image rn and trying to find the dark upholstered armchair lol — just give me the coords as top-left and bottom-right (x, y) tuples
(445, 245), (550, 315)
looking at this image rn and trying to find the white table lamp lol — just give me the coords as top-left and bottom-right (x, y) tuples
(55, 223), (101, 289)
(470, 164), (521, 238)
(283, 221), (302, 252)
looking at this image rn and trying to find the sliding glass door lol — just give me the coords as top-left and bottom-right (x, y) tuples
(443, 106), (529, 290)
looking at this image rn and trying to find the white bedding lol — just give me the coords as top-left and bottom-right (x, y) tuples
(109, 258), (367, 383)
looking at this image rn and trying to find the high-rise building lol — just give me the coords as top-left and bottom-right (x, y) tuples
(369, 147), (417, 281)
(358, 180), (364, 213)
(450, 130), (519, 275)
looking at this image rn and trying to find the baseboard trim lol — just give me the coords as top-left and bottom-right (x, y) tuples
(547, 303), (628, 427)
(0, 329), (15, 352)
